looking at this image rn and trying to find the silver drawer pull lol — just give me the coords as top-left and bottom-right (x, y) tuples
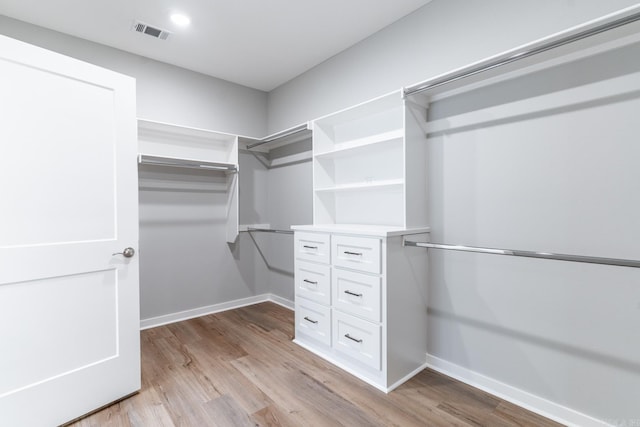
(303, 279), (318, 285)
(344, 290), (363, 297)
(304, 316), (318, 324)
(303, 245), (318, 250)
(344, 251), (362, 256)
(345, 333), (363, 343)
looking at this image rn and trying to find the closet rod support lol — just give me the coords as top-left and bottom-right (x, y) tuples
(403, 240), (640, 269)
(246, 123), (309, 150)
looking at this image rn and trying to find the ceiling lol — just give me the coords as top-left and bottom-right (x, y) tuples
(0, 0), (431, 91)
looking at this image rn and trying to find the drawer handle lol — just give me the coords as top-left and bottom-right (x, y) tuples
(345, 333), (363, 343)
(304, 316), (318, 324)
(344, 290), (363, 297)
(303, 245), (318, 250)
(344, 251), (362, 256)
(303, 279), (318, 285)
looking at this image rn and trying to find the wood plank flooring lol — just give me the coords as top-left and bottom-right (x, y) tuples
(69, 302), (563, 427)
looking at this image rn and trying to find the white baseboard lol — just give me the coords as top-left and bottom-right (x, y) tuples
(387, 361), (429, 393)
(140, 293), (294, 330)
(425, 354), (610, 427)
(267, 293), (295, 310)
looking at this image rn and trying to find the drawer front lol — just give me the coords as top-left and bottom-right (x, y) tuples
(295, 261), (331, 305)
(332, 235), (381, 274)
(332, 268), (381, 322)
(332, 311), (381, 371)
(295, 232), (330, 264)
(295, 299), (331, 347)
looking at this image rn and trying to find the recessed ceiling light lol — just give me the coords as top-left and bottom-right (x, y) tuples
(170, 13), (191, 27)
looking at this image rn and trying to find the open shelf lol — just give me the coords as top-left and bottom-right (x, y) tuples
(138, 119), (238, 165)
(310, 91), (428, 230)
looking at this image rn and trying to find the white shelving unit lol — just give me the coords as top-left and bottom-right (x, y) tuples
(137, 119), (240, 243)
(311, 90), (428, 228)
(293, 90), (430, 392)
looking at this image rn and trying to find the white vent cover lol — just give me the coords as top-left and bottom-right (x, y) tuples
(131, 20), (171, 40)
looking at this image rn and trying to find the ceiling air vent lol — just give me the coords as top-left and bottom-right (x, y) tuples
(131, 20), (171, 40)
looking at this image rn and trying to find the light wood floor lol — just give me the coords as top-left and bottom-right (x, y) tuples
(69, 302), (562, 426)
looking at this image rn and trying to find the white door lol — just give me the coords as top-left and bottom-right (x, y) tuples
(0, 35), (140, 426)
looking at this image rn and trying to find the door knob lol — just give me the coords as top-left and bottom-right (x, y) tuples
(113, 247), (135, 258)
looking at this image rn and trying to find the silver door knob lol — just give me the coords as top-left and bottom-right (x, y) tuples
(113, 247), (135, 258)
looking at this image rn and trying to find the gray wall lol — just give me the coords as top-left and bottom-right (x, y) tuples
(425, 39), (640, 422)
(265, 143), (313, 301)
(238, 143), (313, 303)
(267, 0), (640, 132)
(0, 15), (271, 322)
(264, 1), (640, 424)
(5, 3), (639, 422)
(0, 15), (267, 136)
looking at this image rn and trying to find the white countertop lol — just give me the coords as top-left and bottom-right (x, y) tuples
(290, 224), (430, 237)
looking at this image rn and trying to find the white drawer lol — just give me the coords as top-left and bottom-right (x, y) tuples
(295, 299), (331, 346)
(332, 268), (381, 322)
(295, 232), (330, 264)
(331, 235), (381, 274)
(295, 261), (331, 305)
(332, 311), (381, 371)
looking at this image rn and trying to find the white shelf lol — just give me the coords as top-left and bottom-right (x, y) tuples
(314, 129), (403, 159)
(314, 179), (403, 193)
(138, 119), (238, 165)
(311, 91), (428, 230)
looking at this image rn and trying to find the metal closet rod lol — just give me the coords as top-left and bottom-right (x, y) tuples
(403, 240), (640, 269)
(139, 155), (237, 172)
(246, 227), (294, 235)
(403, 9), (640, 98)
(246, 123), (309, 150)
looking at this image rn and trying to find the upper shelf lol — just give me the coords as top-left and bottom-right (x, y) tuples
(137, 119), (238, 165)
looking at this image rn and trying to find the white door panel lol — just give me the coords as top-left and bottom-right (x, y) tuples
(0, 34), (139, 426)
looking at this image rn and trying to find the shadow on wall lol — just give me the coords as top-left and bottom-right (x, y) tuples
(246, 231), (294, 277)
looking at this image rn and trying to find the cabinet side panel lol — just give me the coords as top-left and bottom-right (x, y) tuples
(404, 102), (429, 228)
(385, 234), (429, 385)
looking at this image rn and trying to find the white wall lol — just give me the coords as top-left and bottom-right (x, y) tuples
(267, 0), (640, 133)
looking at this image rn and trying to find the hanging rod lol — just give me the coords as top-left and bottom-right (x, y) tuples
(138, 154), (237, 172)
(246, 123), (310, 150)
(403, 9), (640, 98)
(246, 227), (294, 235)
(403, 240), (640, 269)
